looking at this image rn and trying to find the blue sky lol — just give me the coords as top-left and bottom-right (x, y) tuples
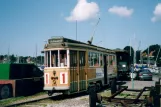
(0, 0), (161, 56)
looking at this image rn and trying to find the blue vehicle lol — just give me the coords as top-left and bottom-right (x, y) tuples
(136, 69), (152, 81)
(38, 65), (45, 71)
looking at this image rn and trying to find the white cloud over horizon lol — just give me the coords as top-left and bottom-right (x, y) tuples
(151, 3), (161, 22)
(108, 6), (133, 17)
(65, 0), (99, 22)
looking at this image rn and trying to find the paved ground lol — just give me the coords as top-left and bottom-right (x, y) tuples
(16, 75), (160, 107)
(122, 74), (159, 89)
(122, 80), (155, 89)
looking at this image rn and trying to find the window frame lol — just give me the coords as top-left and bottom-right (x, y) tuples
(44, 49), (69, 68)
(88, 50), (104, 67)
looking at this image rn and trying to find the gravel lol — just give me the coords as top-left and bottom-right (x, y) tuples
(46, 95), (89, 107)
(46, 79), (157, 107)
(17, 76), (159, 107)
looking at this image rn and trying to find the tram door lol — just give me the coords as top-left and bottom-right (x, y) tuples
(70, 50), (78, 93)
(79, 51), (86, 91)
(103, 55), (108, 84)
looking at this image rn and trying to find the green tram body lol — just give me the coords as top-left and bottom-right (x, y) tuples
(0, 63), (44, 99)
(43, 36), (130, 95)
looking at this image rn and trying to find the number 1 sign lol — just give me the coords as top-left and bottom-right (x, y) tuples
(60, 72), (68, 84)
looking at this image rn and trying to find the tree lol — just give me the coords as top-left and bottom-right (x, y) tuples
(124, 46), (134, 64)
(37, 56), (44, 65)
(10, 54), (16, 63)
(143, 44), (161, 64)
(136, 50), (141, 64)
(0, 55), (4, 60)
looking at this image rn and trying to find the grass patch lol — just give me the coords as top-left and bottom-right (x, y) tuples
(100, 90), (111, 97)
(0, 92), (46, 106)
(118, 93), (130, 97)
(0, 96), (25, 106)
(80, 97), (88, 100)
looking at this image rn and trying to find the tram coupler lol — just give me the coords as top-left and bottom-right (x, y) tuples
(47, 90), (54, 96)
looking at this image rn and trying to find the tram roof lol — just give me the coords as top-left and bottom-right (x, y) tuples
(43, 36), (116, 53)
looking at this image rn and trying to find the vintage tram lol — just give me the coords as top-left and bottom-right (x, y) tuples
(115, 50), (130, 80)
(43, 36), (130, 95)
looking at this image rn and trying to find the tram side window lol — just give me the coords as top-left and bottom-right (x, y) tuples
(60, 50), (67, 67)
(88, 52), (91, 66)
(106, 55), (109, 66)
(109, 55), (113, 66)
(70, 50), (77, 67)
(100, 54), (103, 66)
(79, 51), (85, 66)
(88, 52), (99, 67)
(113, 55), (116, 66)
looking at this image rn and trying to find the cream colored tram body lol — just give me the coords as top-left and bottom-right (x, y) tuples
(43, 37), (118, 95)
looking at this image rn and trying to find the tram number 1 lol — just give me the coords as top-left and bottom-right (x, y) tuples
(44, 73), (49, 84)
(60, 72), (68, 84)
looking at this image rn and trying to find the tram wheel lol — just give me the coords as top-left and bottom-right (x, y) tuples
(0, 84), (12, 99)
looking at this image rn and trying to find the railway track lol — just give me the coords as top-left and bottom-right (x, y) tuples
(2, 91), (91, 107)
(1, 82), (125, 107)
(1, 83), (120, 107)
(1, 93), (62, 107)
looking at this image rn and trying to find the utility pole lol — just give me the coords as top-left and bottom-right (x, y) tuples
(131, 34), (136, 89)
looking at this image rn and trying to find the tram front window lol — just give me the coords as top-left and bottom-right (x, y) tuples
(60, 50), (67, 67)
(45, 50), (67, 67)
(51, 51), (58, 67)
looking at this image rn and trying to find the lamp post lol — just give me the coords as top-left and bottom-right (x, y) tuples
(130, 34), (137, 89)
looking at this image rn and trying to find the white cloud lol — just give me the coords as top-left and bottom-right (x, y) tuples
(151, 3), (161, 22)
(108, 6), (133, 17)
(65, 0), (99, 22)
